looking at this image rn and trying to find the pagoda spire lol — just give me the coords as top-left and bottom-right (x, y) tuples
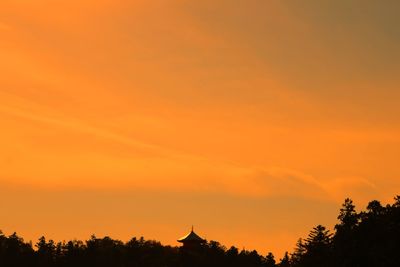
(177, 226), (206, 249)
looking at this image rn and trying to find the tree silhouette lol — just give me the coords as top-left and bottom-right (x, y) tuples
(1, 195), (400, 267)
(0, 232), (34, 267)
(290, 239), (305, 267)
(337, 198), (358, 230)
(278, 252), (290, 267)
(36, 236), (56, 266)
(264, 252), (276, 267)
(300, 225), (332, 267)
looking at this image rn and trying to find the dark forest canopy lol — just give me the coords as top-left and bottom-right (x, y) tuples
(1, 196), (400, 267)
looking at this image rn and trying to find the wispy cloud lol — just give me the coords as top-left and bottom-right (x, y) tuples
(322, 177), (379, 204)
(208, 166), (380, 204)
(0, 103), (171, 157)
(0, 90), (382, 206)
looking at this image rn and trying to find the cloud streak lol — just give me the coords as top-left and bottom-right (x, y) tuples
(0, 97), (380, 204)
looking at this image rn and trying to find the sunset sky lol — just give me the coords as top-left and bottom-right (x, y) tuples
(1, 0), (400, 256)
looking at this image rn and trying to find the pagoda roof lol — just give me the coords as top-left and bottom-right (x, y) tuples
(177, 227), (205, 243)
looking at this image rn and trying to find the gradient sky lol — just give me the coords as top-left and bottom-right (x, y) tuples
(1, 0), (400, 256)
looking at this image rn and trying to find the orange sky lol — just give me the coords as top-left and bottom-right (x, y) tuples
(1, 0), (400, 257)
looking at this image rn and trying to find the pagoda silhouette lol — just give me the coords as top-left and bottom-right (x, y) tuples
(177, 226), (206, 249)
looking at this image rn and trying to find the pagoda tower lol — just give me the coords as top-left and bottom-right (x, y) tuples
(177, 226), (206, 249)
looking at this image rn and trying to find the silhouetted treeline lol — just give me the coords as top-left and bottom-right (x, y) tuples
(1, 195), (400, 267)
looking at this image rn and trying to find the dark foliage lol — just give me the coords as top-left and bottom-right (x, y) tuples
(1, 195), (400, 267)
